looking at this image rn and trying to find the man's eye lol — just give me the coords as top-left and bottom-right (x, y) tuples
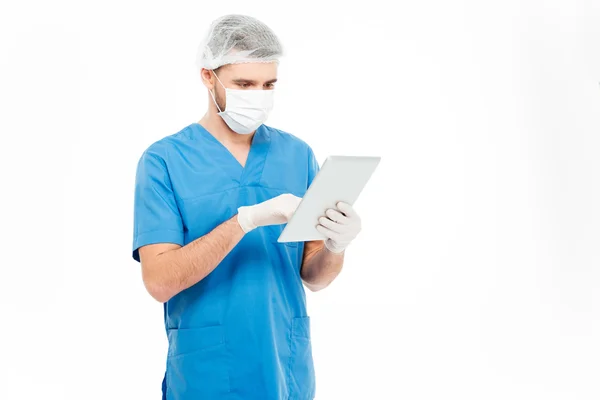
(265, 83), (275, 89)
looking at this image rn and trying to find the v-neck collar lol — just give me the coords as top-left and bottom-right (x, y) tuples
(191, 122), (271, 185)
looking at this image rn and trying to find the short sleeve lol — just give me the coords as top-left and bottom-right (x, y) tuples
(307, 145), (320, 189)
(132, 149), (184, 262)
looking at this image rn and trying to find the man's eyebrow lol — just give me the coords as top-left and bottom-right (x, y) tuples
(232, 78), (255, 84)
(232, 78), (278, 84)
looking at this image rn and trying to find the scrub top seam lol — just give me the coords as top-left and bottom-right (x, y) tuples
(174, 184), (296, 202)
(239, 126), (271, 186)
(258, 128), (271, 179)
(252, 151), (269, 187)
(174, 186), (241, 201)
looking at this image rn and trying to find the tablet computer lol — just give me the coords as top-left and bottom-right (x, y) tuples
(278, 155), (381, 243)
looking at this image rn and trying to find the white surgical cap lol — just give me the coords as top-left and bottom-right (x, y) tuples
(196, 14), (283, 70)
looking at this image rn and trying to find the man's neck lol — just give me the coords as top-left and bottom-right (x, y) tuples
(198, 113), (254, 147)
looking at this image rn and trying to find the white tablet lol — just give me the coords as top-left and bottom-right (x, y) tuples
(278, 155), (381, 243)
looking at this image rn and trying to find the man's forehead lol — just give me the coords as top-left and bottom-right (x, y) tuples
(220, 62), (278, 81)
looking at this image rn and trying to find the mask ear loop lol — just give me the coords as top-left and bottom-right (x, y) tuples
(209, 69), (226, 113)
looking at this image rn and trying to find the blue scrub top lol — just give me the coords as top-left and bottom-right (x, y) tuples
(132, 122), (320, 400)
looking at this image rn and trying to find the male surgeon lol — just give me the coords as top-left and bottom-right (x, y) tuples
(132, 14), (363, 400)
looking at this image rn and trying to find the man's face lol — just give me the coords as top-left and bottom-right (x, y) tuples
(207, 62), (278, 112)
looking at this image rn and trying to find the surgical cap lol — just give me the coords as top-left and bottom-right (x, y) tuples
(196, 14), (283, 70)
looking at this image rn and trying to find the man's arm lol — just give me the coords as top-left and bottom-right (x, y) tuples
(300, 201), (363, 291)
(139, 215), (245, 303)
(137, 193), (302, 303)
(300, 240), (345, 292)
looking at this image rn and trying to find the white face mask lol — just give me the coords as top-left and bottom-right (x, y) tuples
(209, 70), (275, 134)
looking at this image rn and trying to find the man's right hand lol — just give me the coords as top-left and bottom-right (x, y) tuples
(236, 193), (302, 233)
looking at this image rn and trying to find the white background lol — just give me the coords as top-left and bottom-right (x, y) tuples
(0, 0), (598, 399)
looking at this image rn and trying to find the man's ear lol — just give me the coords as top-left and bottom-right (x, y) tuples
(200, 68), (214, 89)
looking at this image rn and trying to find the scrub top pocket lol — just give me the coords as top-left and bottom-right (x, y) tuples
(288, 316), (316, 400)
(166, 325), (231, 399)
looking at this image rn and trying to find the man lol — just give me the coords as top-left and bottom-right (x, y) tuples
(132, 14), (363, 400)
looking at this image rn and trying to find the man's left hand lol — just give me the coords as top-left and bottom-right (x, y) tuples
(316, 202), (362, 254)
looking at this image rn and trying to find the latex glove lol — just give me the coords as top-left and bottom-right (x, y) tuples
(316, 201), (362, 253)
(237, 193), (302, 233)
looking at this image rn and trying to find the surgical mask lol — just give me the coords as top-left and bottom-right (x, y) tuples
(209, 70), (274, 134)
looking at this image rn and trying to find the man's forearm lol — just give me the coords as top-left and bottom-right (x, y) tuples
(150, 215), (245, 301)
(300, 245), (345, 291)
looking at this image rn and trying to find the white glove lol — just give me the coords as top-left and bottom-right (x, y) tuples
(237, 193), (302, 233)
(316, 202), (362, 253)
